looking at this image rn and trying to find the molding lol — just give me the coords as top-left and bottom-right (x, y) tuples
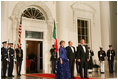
(71, 2), (96, 49)
(12, 1), (53, 21)
(71, 2), (96, 14)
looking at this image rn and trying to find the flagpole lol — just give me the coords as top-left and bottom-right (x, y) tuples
(18, 15), (22, 48)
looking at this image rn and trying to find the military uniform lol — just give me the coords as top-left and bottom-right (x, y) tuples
(15, 47), (23, 76)
(1, 41), (8, 78)
(107, 46), (115, 73)
(98, 49), (106, 73)
(50, 48), (57, 74)
(8, 44), (14, 77)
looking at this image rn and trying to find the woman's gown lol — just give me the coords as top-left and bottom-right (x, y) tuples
(55, 46), (71, 79)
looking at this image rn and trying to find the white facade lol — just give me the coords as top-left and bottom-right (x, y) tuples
(1, 1), (117, 75)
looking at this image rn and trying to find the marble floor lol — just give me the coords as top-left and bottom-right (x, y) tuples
(2, 71), (117, 79)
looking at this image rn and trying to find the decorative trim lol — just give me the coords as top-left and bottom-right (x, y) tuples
(12, 1), (53, 21)
(71, 2), (96, 14)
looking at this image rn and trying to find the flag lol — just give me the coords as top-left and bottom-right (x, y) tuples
(53, 21), (58, 52)
(18, 15), (22, 48)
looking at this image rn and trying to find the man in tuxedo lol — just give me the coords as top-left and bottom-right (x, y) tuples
(107, 45), (115, 73)
(77, 39), (89, 78)
(66, 41), (76, 78)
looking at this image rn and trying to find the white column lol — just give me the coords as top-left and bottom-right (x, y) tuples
(100, 2), (110, 51)
(56, 2), (70, 45)
(100, 1), (111, 72)
(1, 2), (8, 42)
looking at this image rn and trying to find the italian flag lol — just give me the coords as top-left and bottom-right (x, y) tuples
(53, 21), (58, 52)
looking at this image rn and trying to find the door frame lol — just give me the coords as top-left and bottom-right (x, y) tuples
(25, 39), (43, 73)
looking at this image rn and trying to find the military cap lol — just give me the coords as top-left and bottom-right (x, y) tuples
(2, 41), (7, 44)
(8, 43), (13, 45)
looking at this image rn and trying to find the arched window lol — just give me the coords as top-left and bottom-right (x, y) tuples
(22, 8), (45, 20)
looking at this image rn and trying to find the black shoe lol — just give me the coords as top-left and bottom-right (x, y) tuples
(71, 77), (75, 79)
(110, 72), (113, 74)
(17, 74), (21, 76)
(84, 77), (89, 79)
(8, 75), (12, 77)
(19, 74), (21, 76)
(11, 75), (14, 77)
(89, 72), (92, 74)
(80, 76), (83, 79)
(2, 76), (6, 78)
(101, 72), (104, 74)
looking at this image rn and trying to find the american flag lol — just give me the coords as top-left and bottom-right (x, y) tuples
(18, 15), (22, 48)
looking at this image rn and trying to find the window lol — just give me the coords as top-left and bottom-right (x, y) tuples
(77, 19), (88, 43)
(25, 31), (43, 39)
(22, 8), (45, 20)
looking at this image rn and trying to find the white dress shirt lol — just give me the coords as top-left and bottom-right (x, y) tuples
(71, 46), (74, 53)
(82, 45), (86, 53)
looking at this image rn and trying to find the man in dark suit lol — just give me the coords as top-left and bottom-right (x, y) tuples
(75, 50), (80, 75)
(66, 41), (75, 78)
(77, 39), (89, 78)
(8, 43), (15, 77)
(1, 41), (8, 78)
(15, 44), (23, 76)
(50, 44), (57, 74)
(107, 45), (115, 73)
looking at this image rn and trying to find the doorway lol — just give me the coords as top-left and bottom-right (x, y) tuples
(26, 40), (43, 73)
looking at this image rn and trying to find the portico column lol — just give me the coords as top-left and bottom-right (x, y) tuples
(56, 2), (69, 45)
(100, 1), (111, 72)
(100, 2), (110, 51)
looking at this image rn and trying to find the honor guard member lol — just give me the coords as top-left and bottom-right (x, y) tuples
(8, 43), (15, 77)
(88, 47), (94, 73)
(98, 47), (106, 74)
(15, 44), (23, 76)
(1, 41), (8, 78)
(107, 45), (115, 73)
(50, 44), (57, 74)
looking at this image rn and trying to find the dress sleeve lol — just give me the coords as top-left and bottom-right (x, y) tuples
(59, 48), (63, 59)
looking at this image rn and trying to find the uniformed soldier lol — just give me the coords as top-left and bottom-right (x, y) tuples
(88, 47), (94, 73)
(50, 44), (57, 74)
(15, 44), (23, 76)
(1, 41), (8, 78)
(107, 45), (115, 73)
(98, 47), (106, 74)
(8, 43), (15, 77)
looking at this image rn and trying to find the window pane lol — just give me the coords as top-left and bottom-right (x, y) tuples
(82, 36), (85, 40)
(77, 19), (89, 44)
(22, 8), (45, 20)
(86, 37), (88, 43)
(84, 21), (87, 28)
(78, 35), (81, 43)
(25, 31), (43, 39)
(78, 27), (81, 35)
(81, 20), (84, 27)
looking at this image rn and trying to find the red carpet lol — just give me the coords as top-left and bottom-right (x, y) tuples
(24, 73), (103, 79)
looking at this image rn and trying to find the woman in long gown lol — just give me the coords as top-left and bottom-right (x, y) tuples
(55, 40), (71, 79)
